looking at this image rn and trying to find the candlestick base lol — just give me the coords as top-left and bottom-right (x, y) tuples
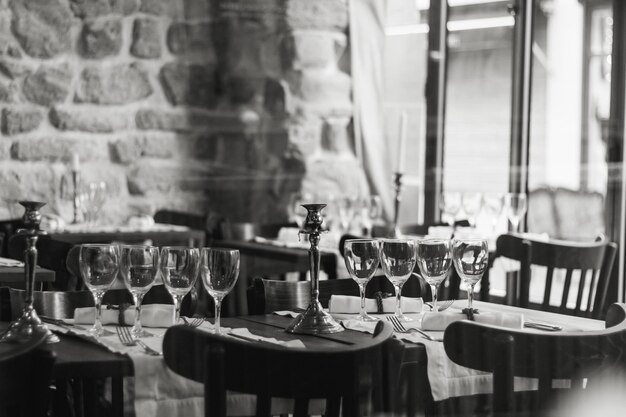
(285, 300), (343, 335)
(0, 306), (59, 344)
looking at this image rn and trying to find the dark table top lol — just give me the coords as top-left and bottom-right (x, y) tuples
(49, 227), (205, 248)
(0, 265), (56, 283)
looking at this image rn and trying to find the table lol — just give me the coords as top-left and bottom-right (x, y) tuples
(49, 225), (205, 248)
(2, 301), (604, 417)
(0, 265), (56, 283)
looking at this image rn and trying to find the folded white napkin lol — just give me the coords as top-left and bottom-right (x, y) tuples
(420, 311), (524, 331)
(74, 304), (175, 327)
(0, 256), (24, 267)
(228, 328), (306, 348)
(328, 295), (423, 314)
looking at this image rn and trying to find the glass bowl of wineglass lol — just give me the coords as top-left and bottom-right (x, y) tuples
(79, 244), (119, 337)
(343, 239), (380, 321)
(159, 247), (200, 325)
(379, 238), (417, 321)
(451, 238), (489, 315)
(503, 192), (528, 233)
(416, 239), (452, 312)
(119, 245), (159, 338)
(200, 248), (240, 334)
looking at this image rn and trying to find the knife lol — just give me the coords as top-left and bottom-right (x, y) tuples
(524, 321), (562, 331)
(39, 316), (75, 327)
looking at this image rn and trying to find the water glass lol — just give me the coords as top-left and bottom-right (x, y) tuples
(79, 244), (119, 337)
(503, 193), (528, 233)
(343, 239), (380, 321)
(380, 238), (417, 321)
(462, 192), (482, 226)
(416, 239), (452, 312)
(159, 247), (200, 325)
(452, 238), (489, 313)
(119, 245), (159, 338)
(439, 191), (462, 226)
(200, 248), (240, 334)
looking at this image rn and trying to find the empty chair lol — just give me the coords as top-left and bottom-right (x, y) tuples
(163, 321), (397, 417)
(154, 209), (224, 245)
(0, 332), (56, 417)
(443, 303), (626, 415)
(494, 233), (617, 318)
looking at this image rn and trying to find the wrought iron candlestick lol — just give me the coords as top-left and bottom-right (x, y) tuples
(286, 203), (343, 334)
(0, 201), (59, 344)
(72, 169), (80, 224)
(390, 172), (404, 238)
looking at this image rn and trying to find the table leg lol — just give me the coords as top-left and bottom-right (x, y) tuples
(111, 377), (124, 417)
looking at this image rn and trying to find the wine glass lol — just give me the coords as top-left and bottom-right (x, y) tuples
(343, 239), (381, 321)
(452, 238), (489, 314)
(416, 239), (452, 312)
(379, 238), (417, 321)
(200, 248), (240, 334)
(482, 192), (504, 234)
(439, 191), (462, 226)
(119, 245), (159, 338)
(503, 192), (528, 233)
(461, 192), (482, 227)
(159, 247), (200, 325)
(79, 244), (119, 337)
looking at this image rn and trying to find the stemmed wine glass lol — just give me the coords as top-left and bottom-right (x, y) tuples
(416, 239), (452, 312)
(159, 247), (200, 325)
(79, 244), (119, 337)
(200, 248), (240, 334)
(379, 238), (417, 321)
(503, 192), (527, 233)
(439, 191), (462, 226)
(452, 238), (489, 314)
(343, 239), (380, 321)
(119, 245), (159, 338)
(461, 192), (482, 227)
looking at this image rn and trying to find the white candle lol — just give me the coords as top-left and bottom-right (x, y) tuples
(397, 111), (407, 173)
(71, 153), (80, 171)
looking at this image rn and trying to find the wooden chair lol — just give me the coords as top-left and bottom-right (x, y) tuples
(0, 218), (23, 257)
(494, 233), (617, 318)
(443, 303), (626, 415)
(246, 275), (427, 315)
(163, 321), (397, 417)
(154, 208), (224, 245)
(0, 332), (56, 417)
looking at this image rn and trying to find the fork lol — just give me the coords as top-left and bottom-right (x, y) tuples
(425, 299), (455, 312)
(386, 315), (443, 342)
(181, 316), (205, 327)
(116, 326), (162, 356)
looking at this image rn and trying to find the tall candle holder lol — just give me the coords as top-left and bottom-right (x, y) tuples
(72, 169), (80, 224)
(286, 203), (343, 334)
(0, 201), (59, 344)
(390, 172), (404, 238)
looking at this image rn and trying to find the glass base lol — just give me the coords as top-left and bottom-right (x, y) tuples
(394, 313), (414, 322)
(0, 307), (59, 344)
(356, 313), (379, 322)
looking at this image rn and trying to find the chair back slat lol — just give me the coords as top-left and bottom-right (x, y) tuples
(543, 266), (556, 310)
(495, 234), (617, 318)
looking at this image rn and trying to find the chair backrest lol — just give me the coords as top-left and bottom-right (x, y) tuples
(0, 332), (56, 417)
(494, 233), (617, 318)
(163, 321), (395, 417)
(154, 209), (224, 244)
(443, 303), (626, 414)
(0, 218), (23, 257)
(247, 275), (427, 315)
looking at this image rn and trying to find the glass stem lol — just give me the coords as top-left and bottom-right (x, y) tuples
(468, 284), (475, 310)
(430, 284), (438, 312)
(394, 283), (404, 316)
(173, 295), (182, 325)
(133, 293), (144, 335)
(358, 283), (367, 317)
(214, 297), (223, 334)
(94, 292), (104, 334)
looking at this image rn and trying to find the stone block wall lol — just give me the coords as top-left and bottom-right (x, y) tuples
(0, 0), (367, 226)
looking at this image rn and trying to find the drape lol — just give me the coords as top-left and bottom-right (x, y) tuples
(349, 0), (393, 222)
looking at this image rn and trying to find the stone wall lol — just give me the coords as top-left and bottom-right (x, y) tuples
(0, 0), (367, 226)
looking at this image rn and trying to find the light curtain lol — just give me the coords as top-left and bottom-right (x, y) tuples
(349, 0), (393, 222)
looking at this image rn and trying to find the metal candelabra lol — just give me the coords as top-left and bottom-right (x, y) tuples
(0, 201), (59, 344)
(285, 203), (343, 334)
(72, 169), (80, 224)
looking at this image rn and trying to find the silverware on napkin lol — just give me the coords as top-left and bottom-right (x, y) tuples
(524, 321), (562, 331)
